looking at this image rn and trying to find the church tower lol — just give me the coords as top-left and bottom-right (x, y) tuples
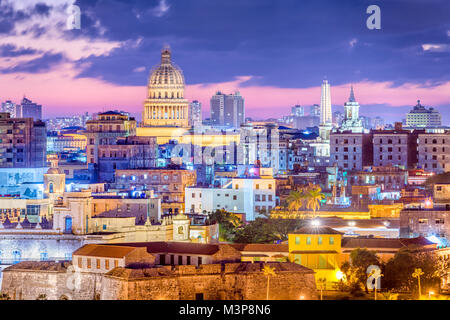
(172, 212), (190, 242)
(340, 85), (364, 133)
(142, 47), (190, 127)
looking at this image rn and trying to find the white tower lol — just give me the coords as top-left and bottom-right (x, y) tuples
(320, 79), (332, 125)
(340, 85), (363, 133)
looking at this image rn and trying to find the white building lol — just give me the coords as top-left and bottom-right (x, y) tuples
(185, 177), (276, 221)
(406, 100), (441, 128)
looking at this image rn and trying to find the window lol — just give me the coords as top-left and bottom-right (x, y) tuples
(105, 260), (109, 269)
(187, 256), (191, 265)
(87, 258), (91, 269)
(78, 257), (82, 268)
(114, 260), (118, 268)
(329, 237), (334, 245)
(233, 195), (237, 200)
(256, 184), (260, 190)
(306, 237), (311, 245)
(318, 236), (323, 245)
(198, 257), (202, 265)
(295, 237), (300, 245)
(96, 259), (100, 269)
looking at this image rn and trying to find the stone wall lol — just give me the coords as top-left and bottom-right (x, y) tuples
(1, 261), (317, 300)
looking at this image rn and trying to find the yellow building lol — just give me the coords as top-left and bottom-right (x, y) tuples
(288, 226), (344, 289)
(136, 126), (240, 146)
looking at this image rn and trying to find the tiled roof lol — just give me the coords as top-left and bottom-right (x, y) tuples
(341, 236), (435, 249)
(102, 241), (222, 255)
(73, 244), (140, 258)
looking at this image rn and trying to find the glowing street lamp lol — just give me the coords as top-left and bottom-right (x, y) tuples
(336, 270), (344, 281)
(412, 268), (424, 299)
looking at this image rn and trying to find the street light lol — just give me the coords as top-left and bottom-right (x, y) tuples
(412, 268), (424, 299)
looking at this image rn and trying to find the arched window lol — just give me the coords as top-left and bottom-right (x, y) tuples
(59, 295), (69, 300)
(49, 183), (54, 193)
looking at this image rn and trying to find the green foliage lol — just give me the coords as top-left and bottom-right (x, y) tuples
(208, 209), (242, 242)
(383, 247), (443, 292)
(340, 248), (380, 294)
(234, 218), (305, 244)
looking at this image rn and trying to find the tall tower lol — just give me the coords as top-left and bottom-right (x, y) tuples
(142, 47), (190, 127)
(320, 80), (332, 124)
(340, 85), (363, 133)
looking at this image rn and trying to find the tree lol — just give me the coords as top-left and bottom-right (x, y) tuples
(263, 265), (276, 300)
(286, 191), (305, 214)
(208, 209), (241, 242)
(306, 187), (325, 218)
(383, 247), (442, 294)
(233, 218), (305, 244)
(340, 248), (381, 295)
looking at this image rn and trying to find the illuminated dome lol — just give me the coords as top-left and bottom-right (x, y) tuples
(142, 47), (189, 127)
(147, 46), (185, 99)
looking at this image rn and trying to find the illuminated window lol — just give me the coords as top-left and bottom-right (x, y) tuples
(114, 260), (118, 268)
(295, 237), (300, 245)
(87, 258), (91, 269)
(318, 236), (323, 245)
(329, 237), (334, 245)
(306, 237), (311, 245)
(78, 257), (82, 268)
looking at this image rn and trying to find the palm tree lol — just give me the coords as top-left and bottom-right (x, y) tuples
(306, 187), (325, 218)
(286, 191), (305, 217)
(317, 278), (327, 300)
(263, 265), (276, 300)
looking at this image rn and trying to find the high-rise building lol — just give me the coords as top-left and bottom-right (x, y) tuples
(16, 97), (42, 120)
(320, 80), (332, 125)
(188, 100), (202, 128)
(210, 91), (245, 128)
(339, 86), (363, 133)
(84, 111), (137, 164)
(142, 47), (189, 127)
(0, 112), (46, 168)
(1, 100), (17, 118)
(310, 104), (320, 117)
(291, 105), (304, 117)
(406, 100), (441, 128)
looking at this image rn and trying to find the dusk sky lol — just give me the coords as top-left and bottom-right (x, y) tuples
(0, 0), (449, 124)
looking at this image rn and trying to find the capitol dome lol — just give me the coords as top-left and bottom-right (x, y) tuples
(142, 47), (190, 128)
(148, 47), (185, 87)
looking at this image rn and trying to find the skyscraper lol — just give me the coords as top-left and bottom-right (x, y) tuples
(310, 104), (320, 117)
(210, 91), (245, 128)
(16, 97), (42, 120)
(320, 80), (332, 124)
(188, 100), (202, 128)
(291, 105), (304, 117)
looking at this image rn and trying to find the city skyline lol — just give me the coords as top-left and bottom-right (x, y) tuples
(0, 0), (448, 124)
